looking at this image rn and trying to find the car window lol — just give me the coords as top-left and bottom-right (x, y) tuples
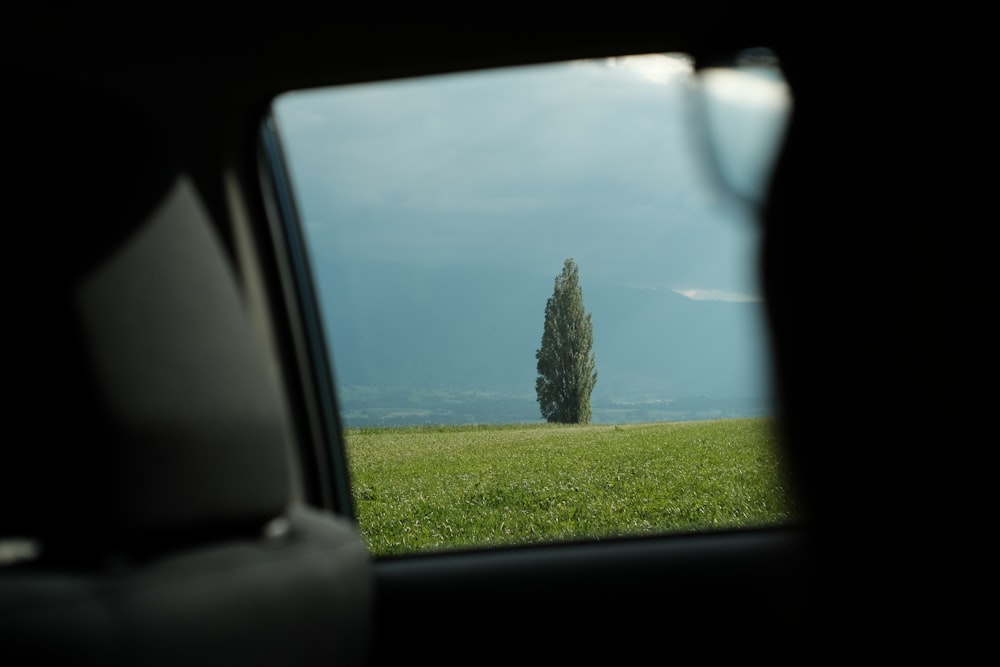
(267, 51), (798, 556)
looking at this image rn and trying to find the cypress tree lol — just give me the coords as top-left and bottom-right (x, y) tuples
(535, 258), (598, 423)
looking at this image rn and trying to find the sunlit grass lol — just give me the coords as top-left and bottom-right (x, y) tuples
(345, 417), (797, 557)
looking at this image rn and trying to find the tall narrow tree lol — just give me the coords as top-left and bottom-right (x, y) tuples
(535, 258), (598, 424)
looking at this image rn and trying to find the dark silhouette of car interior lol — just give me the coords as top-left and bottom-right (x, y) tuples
(1, 6), (979, 665)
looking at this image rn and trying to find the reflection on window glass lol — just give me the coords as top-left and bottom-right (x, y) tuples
(271, 52), (796, 556)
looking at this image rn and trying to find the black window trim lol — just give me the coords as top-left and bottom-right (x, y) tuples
(258, 113), (356, 519)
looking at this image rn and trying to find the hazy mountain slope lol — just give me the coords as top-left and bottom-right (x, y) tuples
(314, 261), (770, 402)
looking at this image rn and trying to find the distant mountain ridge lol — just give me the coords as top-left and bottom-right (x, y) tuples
(314, 260), (773, 418)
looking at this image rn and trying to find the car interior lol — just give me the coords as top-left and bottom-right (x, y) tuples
(2, 5), (981, 666)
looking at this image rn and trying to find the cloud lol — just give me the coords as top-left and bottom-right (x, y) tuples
(594, 53), (694, 84)
(672, 288), (761, 303)
(274, 56), (769, 295)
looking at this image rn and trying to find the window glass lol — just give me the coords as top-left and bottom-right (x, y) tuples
(270, 52), (796, 556)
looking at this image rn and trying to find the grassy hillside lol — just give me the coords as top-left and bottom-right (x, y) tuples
(344, 417), (797, 557)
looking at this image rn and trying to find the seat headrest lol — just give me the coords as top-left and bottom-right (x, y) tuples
(2, 66), (291, 558)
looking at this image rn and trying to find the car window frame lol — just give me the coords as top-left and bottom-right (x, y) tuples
(258, 114), (357, 518)
(253, 54), (796, 556)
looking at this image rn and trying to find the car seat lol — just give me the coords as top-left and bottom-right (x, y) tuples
(0, 65), (374, 667)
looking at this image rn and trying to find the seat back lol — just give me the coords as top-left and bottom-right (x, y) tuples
(0, 66), (373, 666)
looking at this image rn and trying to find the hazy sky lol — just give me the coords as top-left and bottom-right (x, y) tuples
(273, 53), (791, 302)
(267, 53), (792, 406)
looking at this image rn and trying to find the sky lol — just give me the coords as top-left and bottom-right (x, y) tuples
(273, 53), (791, 301)
(269, 52), (791, 403)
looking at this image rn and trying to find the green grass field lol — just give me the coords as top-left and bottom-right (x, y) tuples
(345, 417), (798, 557)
